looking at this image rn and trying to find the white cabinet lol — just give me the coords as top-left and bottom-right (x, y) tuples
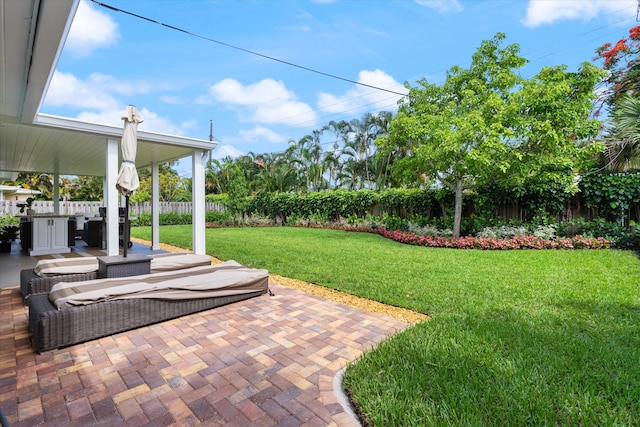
(29, 217), (71, 256)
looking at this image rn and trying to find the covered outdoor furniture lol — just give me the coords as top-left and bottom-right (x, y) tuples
(20, 252), (213, 297)
(28, 261), (269, 352)
(83, 219), (103, 247)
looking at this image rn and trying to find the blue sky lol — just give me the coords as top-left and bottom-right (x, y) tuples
(42, 0), (638, 177)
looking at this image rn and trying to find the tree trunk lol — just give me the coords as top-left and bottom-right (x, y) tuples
(453, 181), (464, 238)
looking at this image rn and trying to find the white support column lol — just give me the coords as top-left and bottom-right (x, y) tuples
(106, 138), (120, 256)
(151, 162), (160, 250)
(192, 150), (206, 255)
(103, 177), (108, 205)
(53, 172), (60, 214)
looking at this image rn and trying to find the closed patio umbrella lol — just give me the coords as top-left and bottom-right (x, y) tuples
(116, 105), (143, 257)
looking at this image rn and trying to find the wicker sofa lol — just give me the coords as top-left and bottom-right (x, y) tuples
(28, 261), (270, 352)
(20, 253), (213, 298)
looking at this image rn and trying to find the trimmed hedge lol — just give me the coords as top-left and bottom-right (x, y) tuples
(131, 211), (232, 227)
(247, 188), (437, 223)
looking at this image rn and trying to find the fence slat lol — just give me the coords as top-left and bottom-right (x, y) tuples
(1, 201), (226, 217)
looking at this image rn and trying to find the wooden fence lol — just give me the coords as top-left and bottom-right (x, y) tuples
(0, 201), (226, 217)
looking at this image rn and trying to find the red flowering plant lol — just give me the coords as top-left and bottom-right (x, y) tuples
(595, 26), (640, 109)
(377, 229), (611, 250)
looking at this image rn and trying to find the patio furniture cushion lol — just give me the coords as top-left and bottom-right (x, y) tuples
(149, 252), (213, 272)
(49, 261), (267, 309)
(34, 257), (99, 277)
(20, 252), (215, 298)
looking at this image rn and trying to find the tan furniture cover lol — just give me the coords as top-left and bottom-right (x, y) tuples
(33, 252), (212, 277)
(49, 260), (269, 310)
(34, 257), (99, 277)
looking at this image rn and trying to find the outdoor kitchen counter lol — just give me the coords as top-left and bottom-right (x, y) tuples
(20, 216), (75, 256)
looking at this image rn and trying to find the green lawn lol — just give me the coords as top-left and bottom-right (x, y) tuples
(132, 225), (640, 426)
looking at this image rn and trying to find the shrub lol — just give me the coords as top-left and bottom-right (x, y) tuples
(0, 214), (20, 228)
(206, 211), (234, 224)
(131, 212), (192, 227)
(382, 214), (409, 231)
(407, 222), (443, 237)
(476, 225), (528, 238)
(557, 218), (637, 249)
(532, 223), (557, 240)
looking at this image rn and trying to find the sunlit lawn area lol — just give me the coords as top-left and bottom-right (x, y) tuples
(132, 225), (640, 425)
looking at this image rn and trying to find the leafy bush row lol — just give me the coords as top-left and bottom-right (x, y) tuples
(131, 211), (235, 227)
(247, 188), (436, 222)
(211, 171), (640, 225)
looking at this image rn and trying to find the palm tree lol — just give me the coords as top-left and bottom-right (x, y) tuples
(254, 152), (299, 193)
(321, 150), (341, 189)
(604, 96), (640, 172)
(339, 112), (393, 189)
(325, 120), (352, 189)
(284, 130), (326, 192)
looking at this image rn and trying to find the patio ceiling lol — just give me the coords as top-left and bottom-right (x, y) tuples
(0, 0), (215, 179)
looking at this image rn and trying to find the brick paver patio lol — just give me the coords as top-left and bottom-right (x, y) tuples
(0, 281), (408, 426)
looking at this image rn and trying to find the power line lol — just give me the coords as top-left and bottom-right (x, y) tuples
(90, 0), (407, 97)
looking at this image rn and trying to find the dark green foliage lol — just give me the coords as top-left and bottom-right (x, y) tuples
(131, 212), (192, 227)
(205, 193), (228, 203)
(381, 214), (410, 231)
(557, 217), (638, 248)
(248, 189), (440, 223)
(205, 211), (234, 224)
(226, 164), (250, 216)
(579, 171), (640, 221)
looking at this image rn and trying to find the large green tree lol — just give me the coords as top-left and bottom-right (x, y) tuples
(133, 164), (189, 202)
(378, 33), (526, 237)
(378, 33), (604, 237)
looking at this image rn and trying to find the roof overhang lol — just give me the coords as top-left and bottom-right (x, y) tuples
(0, 0), (216, 178)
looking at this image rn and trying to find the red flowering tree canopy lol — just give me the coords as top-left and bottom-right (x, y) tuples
(595, 25), (640, 108)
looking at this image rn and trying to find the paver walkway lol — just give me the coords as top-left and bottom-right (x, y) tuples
(0, 281), (408, 426)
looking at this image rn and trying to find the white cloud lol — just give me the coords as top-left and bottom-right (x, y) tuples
(414, 0), (463, 13)
(44, 71), (192, 135)
(134, 108), (187, 135)
(211, 144), (245, 160)
(74, 109), (125, 127)
(45, 71), (154, 111)
(45, 71), (121, 111)
(65, 0), (119, 58)
(72, 107), (186, 135)
(201, 78), (318, 127)
(239, 126), (288, 144)
(317, 69), (407, 115)
(523, 0), (636, 28)
(160, 95), (186, 105)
